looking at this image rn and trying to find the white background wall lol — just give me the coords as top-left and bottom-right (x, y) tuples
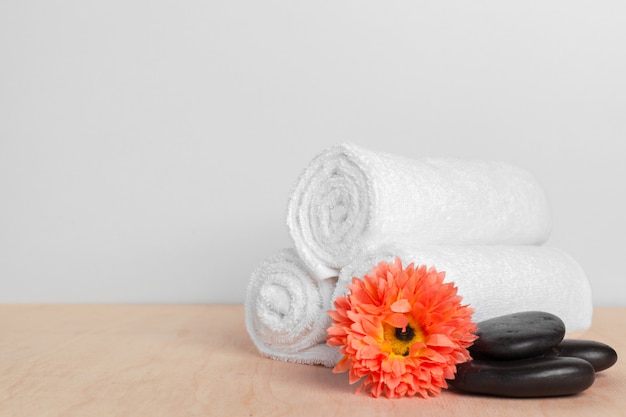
(1, 0), (624, 305)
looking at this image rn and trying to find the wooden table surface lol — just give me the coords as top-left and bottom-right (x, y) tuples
(1, 305), (624, 417)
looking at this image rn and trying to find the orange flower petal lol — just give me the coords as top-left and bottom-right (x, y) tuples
(384, 312), (409, 329)
(390, 299), (412, 313)
(361, 316), (383, 340)
(426, 334), (457, 348)
(333, 356), (352, 373)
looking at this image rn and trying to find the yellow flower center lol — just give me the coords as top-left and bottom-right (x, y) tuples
(383, 317), (424, 357)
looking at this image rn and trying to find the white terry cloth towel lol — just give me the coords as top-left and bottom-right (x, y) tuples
(245, 248), (342, 366)
(332, 244), (593, 334)
(286, 143), (552, 279)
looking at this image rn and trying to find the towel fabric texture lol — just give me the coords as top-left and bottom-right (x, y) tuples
(245, 143), (593, 367)
(287, 143), (553, 279)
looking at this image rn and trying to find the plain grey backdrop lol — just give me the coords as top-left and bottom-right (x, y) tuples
(1, 1), (624, 305)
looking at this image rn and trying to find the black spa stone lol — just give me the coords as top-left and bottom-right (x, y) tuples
(449, 357), (595, 398)
(470, 311), (566, 360)
(538, 339), (618, 372)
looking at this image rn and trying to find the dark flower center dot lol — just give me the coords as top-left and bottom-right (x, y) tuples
(395, 325), (415, 342)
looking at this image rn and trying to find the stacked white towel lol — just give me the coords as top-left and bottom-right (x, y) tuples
(286, 143), (552, 279)
(245, 249), (341, 366)
(245, 143), (593, 367)
(334, 243), (592, 332)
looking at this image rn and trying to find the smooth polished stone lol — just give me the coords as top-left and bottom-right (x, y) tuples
(539, 339), (618, 372)
(470, 311), (566, 360)
(449, 357), (595, 398)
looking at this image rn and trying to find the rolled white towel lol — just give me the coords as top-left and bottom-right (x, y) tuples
(287, 143), (552, 279)
(244, 248), (341, 366)
(333, 244), (593, 334)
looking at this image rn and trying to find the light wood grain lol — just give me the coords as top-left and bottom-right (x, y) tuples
(1, 305), (624, 417)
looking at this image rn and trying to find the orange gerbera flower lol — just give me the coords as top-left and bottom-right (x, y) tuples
(327, 257), (477, 398)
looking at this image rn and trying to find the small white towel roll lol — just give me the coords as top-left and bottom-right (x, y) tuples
(244, 249), (341, 366)
(287, 143), (552, 279)
(334, 244), (593, 334)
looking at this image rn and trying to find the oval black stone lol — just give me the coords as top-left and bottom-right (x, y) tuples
(449, 357), (595, 398)
(470, 311), (566, 360)
(539, 339), (618, 372)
